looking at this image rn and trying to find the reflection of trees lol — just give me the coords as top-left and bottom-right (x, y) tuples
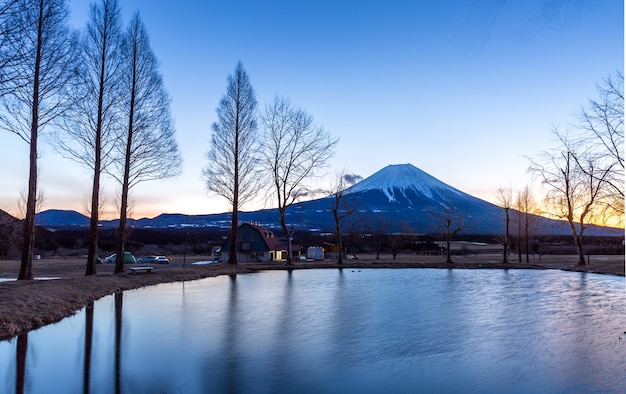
(83, 301), (94, 394)
(223, 275), (240, 392)
(15, 333), (27, 394)
(270, 270), (294, 389)
(114, 292), (123, 394)
(330, 269), (364, 368)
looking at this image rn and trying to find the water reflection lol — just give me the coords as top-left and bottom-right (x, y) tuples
(222, 274), (240, 393)
(114, 292), (123, 394)
(0, 269), (625, 393)
(83, 301), (93, 394)
(15, 333), (27, 394)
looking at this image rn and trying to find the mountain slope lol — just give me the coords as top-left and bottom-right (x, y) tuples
(346, 163), (464, 203)
(35, 209), (90, 227)
(279, 163), (621, 236)
(335, 163), (502, 233)
(34, 163), (623, 236)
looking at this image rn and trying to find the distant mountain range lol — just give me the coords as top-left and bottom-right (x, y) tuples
(35, 163), (624, 236)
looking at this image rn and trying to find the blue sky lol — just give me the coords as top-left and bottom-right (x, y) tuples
(0, 0), (623, 219)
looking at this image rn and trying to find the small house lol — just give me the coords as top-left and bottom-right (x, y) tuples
(221, 223), (300, 263)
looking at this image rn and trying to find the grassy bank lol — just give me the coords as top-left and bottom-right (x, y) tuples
(0, 254), (623, 341)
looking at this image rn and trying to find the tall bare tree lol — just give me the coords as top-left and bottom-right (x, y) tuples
(55, 0), (122, 276)
(513, 185), (538, 263)
(495, 185), (513, 263)
(112, 13), (181, 274)
(0, 0), (79, 280)
(576, 72), (624, 222)
(204, 61), (259, 265)
(329, 171), (355, 264)
(531, 132), (611, 265)
(261, 96), (338, 265)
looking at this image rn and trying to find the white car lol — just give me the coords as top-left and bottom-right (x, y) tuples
(155, 256), (170, 264)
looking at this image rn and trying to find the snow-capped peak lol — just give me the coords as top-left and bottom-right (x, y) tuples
(345, 163), (462, 202)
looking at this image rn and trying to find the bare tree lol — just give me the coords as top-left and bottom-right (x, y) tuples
(203, 61), (259, 265)
(17, 187), (44, 220)
(55, 0), (122, 276)
(0, 0), (79, 280)
(436, 199), (463, 263)
(495, 185), (513, 263)
(111, 13), (181, 274)
(530, 132), (611, 265)
(576, 72), (624, 222)
(261, 96), (338, 265)
(328, 170), (355, 264)
(365, 216), (389, 260)
(0, 0), (22, 97)
(513, 185), (538, 263)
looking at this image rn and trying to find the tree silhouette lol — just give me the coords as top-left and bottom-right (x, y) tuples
(204, 61), (259, 265)
(0, 0), (79, 280)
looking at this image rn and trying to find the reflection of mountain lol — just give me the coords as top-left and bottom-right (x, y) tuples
(35, 164), (623, 236)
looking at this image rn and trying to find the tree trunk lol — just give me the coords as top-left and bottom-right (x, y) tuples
(116, 41), (138, 274)
(228, 209), (238, 265)
(286, 232), (293, 264)
(575, 235), (586, 265)
(19, 139), (36, 280)
(19, 9), (43, 281)
(502, 207), (509, 263)
(279, 208), (292, 265)
(86, 165), (100, 275)
(567, 218), (587, 266)
(86, 38), (109, 276)
(115, 208), (127, 273)
(115, 134), (131, 274)
(335, 217), (343, 265)
(524, 223), (530, 263)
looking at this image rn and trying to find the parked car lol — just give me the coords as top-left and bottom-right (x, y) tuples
(104, 252), (136, 264)
(155, 256), (170, 264)
(136, 255), (170, 264)
(137, 256), (158, 264)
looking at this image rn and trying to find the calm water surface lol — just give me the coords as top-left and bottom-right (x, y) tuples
(1, 269), (625, 393)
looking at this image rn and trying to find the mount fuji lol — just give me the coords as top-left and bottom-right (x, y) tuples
(36, 163), (622, 236)
(283, 163), (507, 234)
(345, 163), (464, 202)
(281, 163), (620, 235)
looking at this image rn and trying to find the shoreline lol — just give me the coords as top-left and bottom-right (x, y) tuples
(1, 254), (624, 341)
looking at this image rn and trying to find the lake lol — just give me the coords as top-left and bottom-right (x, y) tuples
(1, 269), (625, 393)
